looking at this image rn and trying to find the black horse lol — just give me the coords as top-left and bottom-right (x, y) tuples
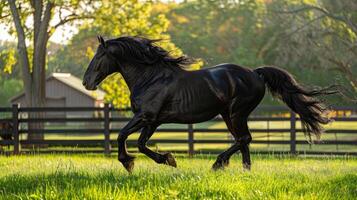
(83, 36), (335, 173)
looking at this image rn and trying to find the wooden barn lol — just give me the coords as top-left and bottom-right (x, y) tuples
(10, 73), (106, 117)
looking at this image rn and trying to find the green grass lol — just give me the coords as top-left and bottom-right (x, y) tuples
(0, 154), (356, 199)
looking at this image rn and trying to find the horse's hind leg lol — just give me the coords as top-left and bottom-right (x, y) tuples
(138, 125), (177, 167)
(231, 117), (252, 170)
(212, 115), (252, 171)
(212, 112), (240, 170)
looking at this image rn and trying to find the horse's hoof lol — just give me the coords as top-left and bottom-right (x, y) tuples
(120, 156), (135, 173)
(122, 159), (135, 173)
(164, 153), (177, 168)
(223, 159), (229, 167)
(243, 163), (251, 171)
(212, 161), (225, 171)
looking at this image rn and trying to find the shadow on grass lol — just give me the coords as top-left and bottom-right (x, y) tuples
(0, 169), (205, 198)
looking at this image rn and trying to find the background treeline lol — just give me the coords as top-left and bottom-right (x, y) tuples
(0, 0), (356, 107)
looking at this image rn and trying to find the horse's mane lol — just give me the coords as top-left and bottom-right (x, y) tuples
(106, 36), (195, 69)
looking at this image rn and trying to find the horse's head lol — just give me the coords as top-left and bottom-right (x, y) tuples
(83, 35), (195, 90)
(83, 36), (118, 90)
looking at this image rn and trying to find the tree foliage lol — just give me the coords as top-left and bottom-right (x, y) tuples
(168, 0), (267, 67)
(267, 0), (357, 96)
(0, 42), (22, 106)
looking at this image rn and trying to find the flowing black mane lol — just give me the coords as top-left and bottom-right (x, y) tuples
(106, 36), (195, 69)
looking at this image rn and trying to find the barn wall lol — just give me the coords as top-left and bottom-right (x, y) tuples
(46, 79), (94, 107)
(46, 79), (96, 117)
(11, 79), (101, 118)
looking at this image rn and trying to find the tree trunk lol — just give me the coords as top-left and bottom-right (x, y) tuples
(28, 24), (47, 143)
(26, 2), (53, 144)
(9, 0), (53, 146)
(28, 35), (48, 143)
(8, 0), (32, 106)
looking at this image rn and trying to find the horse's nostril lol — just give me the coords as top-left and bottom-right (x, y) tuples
(82, 79), (87, 86)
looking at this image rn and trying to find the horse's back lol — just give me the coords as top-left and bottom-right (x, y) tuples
(159, 63), (264, 123)
(204, 63), (265, 97)
(207, 64), (266, 117)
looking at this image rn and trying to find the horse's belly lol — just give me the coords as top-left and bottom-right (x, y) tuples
(159, 95), (225, 124)
(159, 109), (221, 124)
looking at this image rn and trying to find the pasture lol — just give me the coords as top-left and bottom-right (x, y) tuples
(0, 154), (356, 199)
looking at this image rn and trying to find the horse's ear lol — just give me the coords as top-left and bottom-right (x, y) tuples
(97, 35), (106, 47)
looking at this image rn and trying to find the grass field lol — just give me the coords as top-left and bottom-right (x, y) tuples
(0, 154), (356, 199)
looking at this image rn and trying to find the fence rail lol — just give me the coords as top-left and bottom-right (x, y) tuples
(0, 104), (356, 156)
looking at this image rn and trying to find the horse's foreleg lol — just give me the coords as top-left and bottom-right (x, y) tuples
(117, 116), (145, 173)
(138, 125), (176, 167)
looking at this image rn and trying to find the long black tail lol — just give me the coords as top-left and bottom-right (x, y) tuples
(254, 66), (337, 140)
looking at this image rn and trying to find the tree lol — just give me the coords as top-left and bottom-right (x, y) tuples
(1, 0), (96, 141)
(1, 0), (96, 107)
(167, 0), (267, 67)
(267, 0), (357, 99)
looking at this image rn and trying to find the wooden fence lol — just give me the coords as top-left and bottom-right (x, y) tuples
(0, 104), (356, 156)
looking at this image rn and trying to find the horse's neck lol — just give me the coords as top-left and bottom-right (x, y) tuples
(118, 64), (138, 90)
(119, 63), (182, 92)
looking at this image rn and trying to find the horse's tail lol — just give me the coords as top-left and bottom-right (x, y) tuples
(254, 66), (337, 140)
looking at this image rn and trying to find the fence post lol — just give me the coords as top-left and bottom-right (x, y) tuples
(290, 111), (296, 155)
(104, 103), (111, 156)
(12, 104), (19, 154)
(188, 124), (194, 157)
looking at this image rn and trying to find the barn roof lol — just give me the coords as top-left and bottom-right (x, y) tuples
(11, 73), (106, 102)
(49, 73), (106, 100)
